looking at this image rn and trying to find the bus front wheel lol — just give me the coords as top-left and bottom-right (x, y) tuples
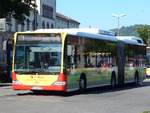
(134, 71), (139, 85)
(111, 71), (116, 88)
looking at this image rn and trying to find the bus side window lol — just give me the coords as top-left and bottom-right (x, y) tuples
(65, 45), (76, 73)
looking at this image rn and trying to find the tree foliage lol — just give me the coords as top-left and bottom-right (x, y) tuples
(0, 0), (34, 21)
(111, 25), (147, 36)
(136, 25), (150, 45)
(111, 24), (150, 44)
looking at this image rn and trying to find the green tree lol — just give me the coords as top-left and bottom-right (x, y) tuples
(137, 25), (150, 45)
(0, 0), (35, 21)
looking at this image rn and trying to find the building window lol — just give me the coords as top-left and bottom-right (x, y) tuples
(42, 21), (45, 29)
(42, 4), (53, 19)
(21, 23), (24, 31)
(47, 22), (49, 28)
(26, 19), (30, 30)
(32, 20), (34, 30)
(51, 24), (54, 28)
(15, 20), (18, 32)
(32, 19), (38, 30)
(6, 15), (12, 32)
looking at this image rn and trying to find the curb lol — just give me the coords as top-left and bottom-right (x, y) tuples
(0, 83), (11, 87)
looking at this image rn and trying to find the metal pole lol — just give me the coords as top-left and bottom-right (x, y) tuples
(112, 13), (126, 36)
(117, 16), (120, 36)
(33, 0), (37, 30)
(148, 29), (150, 47)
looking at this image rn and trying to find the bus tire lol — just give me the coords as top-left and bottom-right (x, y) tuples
(134, 70), (139, 85)
(79, 74), (87, 93)
(32, 90), (42, 95)
(111, 71), (116, 88)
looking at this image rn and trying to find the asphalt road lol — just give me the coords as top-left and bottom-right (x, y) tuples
(0, 81), (150, 113)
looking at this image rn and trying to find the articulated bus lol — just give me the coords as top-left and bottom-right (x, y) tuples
(12, 29), (146, 92)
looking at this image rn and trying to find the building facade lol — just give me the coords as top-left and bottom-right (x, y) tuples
(0, 0), (80, 33)
(0, 0), (56, 32)
(55, 12), (80, 29)
(36, 0), (56, 29)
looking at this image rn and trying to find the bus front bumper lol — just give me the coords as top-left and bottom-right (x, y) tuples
(12, 82), (66, 92)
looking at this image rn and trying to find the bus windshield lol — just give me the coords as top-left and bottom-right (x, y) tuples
(14, 34), (62, 74)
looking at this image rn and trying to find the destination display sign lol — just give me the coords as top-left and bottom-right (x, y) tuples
(17, 34), (61, 42)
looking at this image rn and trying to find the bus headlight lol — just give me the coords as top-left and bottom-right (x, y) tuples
(13, 80), (22, 85)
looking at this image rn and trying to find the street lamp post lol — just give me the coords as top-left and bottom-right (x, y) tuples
(112, 13), (126, 36)
(33, 0), (37, 30)
(148, 29), (150, 47)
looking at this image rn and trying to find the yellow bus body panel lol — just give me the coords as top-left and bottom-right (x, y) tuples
(146, 68), (150, 76)
(16, 75), (58, 86)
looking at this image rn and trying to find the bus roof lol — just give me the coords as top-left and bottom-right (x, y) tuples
(20, 28), (146, 46)
(29, 28), (118, 42)
(116, 36), (146, 46)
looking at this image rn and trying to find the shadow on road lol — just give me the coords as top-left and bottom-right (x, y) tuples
(16, 81), (150, 97)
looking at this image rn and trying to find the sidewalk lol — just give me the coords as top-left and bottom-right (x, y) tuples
(0, 83), (11, 87)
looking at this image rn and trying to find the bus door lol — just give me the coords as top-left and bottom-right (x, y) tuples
(7, 39), (13, 82)
(117, 41), (125, 86)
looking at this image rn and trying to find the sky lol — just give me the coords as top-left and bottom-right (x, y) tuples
(57, 0), (150, 30)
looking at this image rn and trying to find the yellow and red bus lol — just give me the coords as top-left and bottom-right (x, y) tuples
(12, 29), (146, 92)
